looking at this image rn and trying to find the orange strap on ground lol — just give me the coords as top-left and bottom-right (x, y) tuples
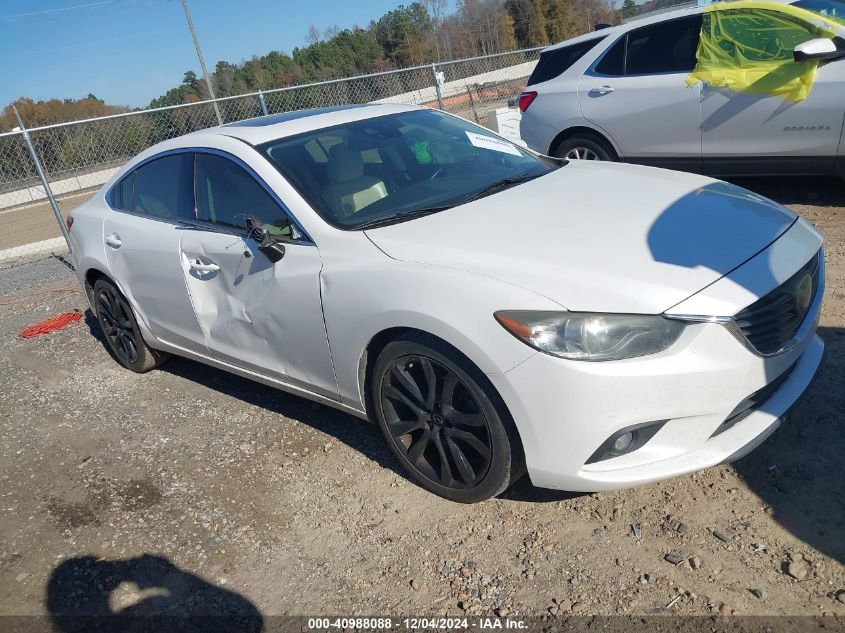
(19, 311), (83, 339)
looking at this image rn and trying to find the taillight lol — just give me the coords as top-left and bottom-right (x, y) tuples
(66, 215), (74, 231)
(518, 91), (538, 113)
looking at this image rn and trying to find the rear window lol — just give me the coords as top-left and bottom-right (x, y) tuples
(595, 36), (626, 75)
(527, 36), (607, 85)
(133, 154), (194, 220)
(626, 15), (702, 74)
(109, 173), (134, 210)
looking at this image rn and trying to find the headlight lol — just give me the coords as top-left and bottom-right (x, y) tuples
(494, 311), (686, 361)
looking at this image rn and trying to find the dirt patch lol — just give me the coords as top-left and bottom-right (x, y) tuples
(0, 176), (843, 619)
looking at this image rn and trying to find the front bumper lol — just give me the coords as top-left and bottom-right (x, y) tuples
(488, 322), (824, 492)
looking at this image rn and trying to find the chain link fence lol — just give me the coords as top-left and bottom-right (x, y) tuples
(0, 46), (541, 265)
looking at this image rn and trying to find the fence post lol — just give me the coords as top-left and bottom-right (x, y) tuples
(12, 106), (71, 252)
(257, 90), (269, 116)
(431, 63), (444, 110)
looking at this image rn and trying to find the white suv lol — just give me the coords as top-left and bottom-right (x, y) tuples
(519, 0), (845, 178)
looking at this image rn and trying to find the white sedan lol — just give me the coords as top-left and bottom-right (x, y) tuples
(68, 104), (825, 502)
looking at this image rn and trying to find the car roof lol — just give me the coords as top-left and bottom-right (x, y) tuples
(186, 102), (423, 146)
(541, 0), (798, 52)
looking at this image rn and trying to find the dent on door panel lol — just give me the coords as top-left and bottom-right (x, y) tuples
(179, 231), (339, 400)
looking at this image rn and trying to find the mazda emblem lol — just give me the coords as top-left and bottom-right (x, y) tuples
(795, 272), (813, 314)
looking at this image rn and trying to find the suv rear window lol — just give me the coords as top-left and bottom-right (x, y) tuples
(595, 36), (625, 75)
(627, 15), (702, 74)
(527, 36), (607, 85)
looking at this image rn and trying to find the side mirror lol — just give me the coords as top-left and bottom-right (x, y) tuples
(245, 216), (286, 263)
(794, 38), (842, 62)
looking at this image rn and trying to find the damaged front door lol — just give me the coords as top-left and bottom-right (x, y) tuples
(179, 151), (338, 400)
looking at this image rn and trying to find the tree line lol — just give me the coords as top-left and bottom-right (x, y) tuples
(152, 0), (617, 107)
(2, 0), (625, 131)
(2, 0), (661, 188)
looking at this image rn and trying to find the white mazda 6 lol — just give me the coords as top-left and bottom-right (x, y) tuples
(68, 103), (825, 502)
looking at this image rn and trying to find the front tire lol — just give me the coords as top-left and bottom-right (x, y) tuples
(372, 334), (521, 503)
(553, 134), (616, 161)
(92, 278), (167, 373)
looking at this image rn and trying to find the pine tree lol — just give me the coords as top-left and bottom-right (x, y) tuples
(621, 0), (638, 19)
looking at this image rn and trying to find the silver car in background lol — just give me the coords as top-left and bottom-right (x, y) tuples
(518, 0), (845, 178)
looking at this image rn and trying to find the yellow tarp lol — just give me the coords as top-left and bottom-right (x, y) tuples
(686, 1), (841, 102)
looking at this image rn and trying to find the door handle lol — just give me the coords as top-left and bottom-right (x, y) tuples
(105, 233), (122, 248)
(590, 85), (615, 95)
(189, 259), (220, 273)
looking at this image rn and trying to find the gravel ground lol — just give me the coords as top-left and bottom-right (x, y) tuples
(0, 176), (843, 622)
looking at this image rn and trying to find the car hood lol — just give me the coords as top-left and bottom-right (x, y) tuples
(364, 161), (797, 314)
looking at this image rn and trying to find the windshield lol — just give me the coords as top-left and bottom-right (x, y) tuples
(793, 0), (845, 23)
(259, 109), (558, 230)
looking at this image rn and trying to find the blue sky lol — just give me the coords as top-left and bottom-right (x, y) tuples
(0, 0), (424, 108)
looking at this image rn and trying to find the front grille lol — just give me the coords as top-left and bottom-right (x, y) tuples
(711, 361), (797, 437)
(733, 251), (820, 355)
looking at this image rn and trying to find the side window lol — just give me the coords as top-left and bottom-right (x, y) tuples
(625, 15), (703, 74)
(195, 153), (293, 237)
(709, 9), (821, 64)
(594, 35), (626, 75)
(133, 154), (194, 220)
(793, 0), (845, 23)
(109, 173), (134, 210)
(118, 174), (134, 210)
(527, 36), (607, 85)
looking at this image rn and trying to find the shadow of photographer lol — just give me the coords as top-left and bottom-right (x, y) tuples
(46, 554), (263, 632)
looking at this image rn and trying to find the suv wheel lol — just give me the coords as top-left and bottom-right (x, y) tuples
(554, 134), (615, 161)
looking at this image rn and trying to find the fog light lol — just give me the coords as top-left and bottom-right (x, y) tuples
(613, 432), (633, 453)
(585, 420), (667, 464)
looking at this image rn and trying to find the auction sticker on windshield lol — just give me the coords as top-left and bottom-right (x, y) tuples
(465, 131), (522, 156)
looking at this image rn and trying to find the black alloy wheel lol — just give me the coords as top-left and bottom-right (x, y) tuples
(92, 278), (166, 373)
(96, 283), (139, 365)
(373, 336), (521, 502)
(381, 354), (492, 488)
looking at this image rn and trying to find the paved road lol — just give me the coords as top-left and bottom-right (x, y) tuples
(0, 192), (92, 252)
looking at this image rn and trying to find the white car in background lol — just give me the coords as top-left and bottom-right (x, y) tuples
(68, 104), (824, 503)
(519, 0), (845, 177)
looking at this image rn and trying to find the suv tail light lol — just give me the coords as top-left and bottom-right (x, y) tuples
(66, 215), (74, 231)
(518, 91), (538, 113)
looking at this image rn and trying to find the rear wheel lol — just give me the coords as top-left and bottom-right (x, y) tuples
(93, 278), (167, 373)
(553, 134), (615, 162)
(372, 335), (521, 503)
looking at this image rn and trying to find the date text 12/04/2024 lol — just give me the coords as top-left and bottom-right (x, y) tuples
(307, 618), (528, 629)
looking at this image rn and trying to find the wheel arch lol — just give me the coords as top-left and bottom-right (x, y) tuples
(358, 326), (418, 421)
(83, 267), (111, 309)
(358, 327), (516, 426)
(82, 267), (158, 345)
(548, 125), (619, 159)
